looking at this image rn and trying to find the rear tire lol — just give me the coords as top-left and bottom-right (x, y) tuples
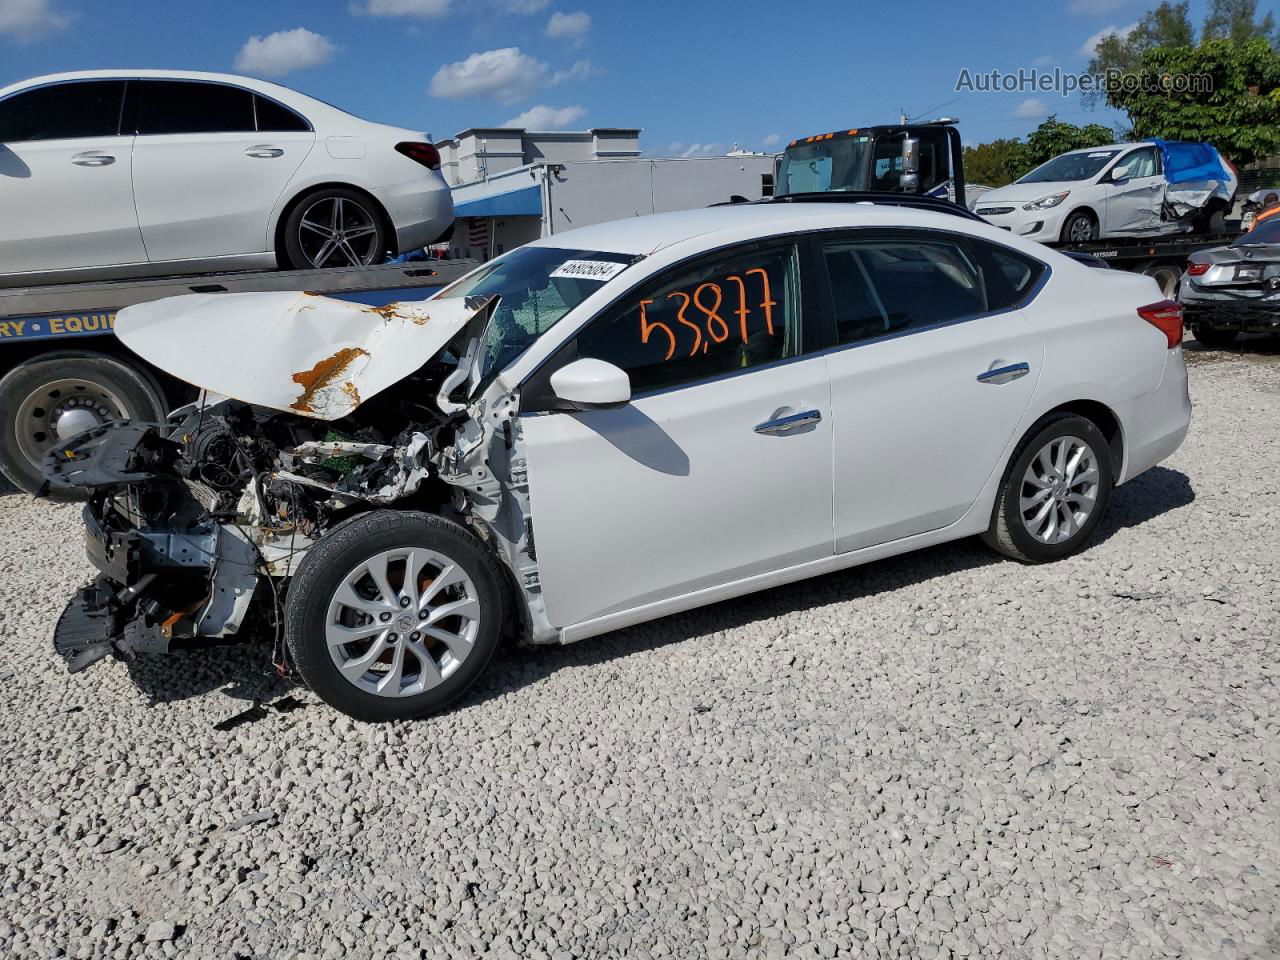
(1143, 262), (1182, 300)
(284, 511), (505, 722)
(0, 354), (167, 498)
(983, 413), (1114, 564)
(280, 187), (389, 271)
(1191, 325), (1238, 348)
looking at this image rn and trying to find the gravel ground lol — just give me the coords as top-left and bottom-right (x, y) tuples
(1, 343), (1278, 960)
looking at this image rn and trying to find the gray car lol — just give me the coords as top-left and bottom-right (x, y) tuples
(1180, 216), (1280, 347)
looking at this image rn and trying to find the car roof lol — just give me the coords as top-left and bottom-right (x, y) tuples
(1063, 142), (1152, 154)
(526, 202), (1050, 257)
(0, 70), (359, 123)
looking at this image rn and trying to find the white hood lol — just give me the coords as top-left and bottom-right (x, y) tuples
(975, 181), (1079, 205)
(115, 291), (492, 420)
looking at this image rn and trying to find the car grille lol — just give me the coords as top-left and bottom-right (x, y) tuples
(977, 206), (1016, 216)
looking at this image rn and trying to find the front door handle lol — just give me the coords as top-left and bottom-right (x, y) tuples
(245, 146), (285, 159)
(977, 362), (1030, 385)
(755, 409), (821, 435)
(70, 152), (115, 167)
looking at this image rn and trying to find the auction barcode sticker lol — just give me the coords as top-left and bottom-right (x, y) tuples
(549, 260), (629, 282)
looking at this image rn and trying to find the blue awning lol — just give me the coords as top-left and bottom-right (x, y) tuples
(453, 184), (543, 218)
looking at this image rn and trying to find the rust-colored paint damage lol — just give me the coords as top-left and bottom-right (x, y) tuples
(366, 302), (433, 325)
(291, 347), (369, 414)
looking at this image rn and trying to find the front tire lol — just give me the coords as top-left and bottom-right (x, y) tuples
(983, 413), (1114, 564)
(284, 511), (505, 722)
(280, 188), (389, 271)
(1060, 210), (1098, 244)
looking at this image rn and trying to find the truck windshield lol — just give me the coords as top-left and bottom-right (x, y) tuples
(776, 136), (873, 195)
(1019, 150), (1120, 184)
(434, 246), (635, 387)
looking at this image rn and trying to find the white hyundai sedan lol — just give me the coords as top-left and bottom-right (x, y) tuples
(47, 200), (1191, 721)
(0, 70), (454, 286)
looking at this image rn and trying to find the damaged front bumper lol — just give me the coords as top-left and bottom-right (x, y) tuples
(47, 421), (264, 672)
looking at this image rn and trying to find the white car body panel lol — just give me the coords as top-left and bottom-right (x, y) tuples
(524, 353), (835, 628)
(826, 309), (1044, 552)
(0, 134), (145, 272)
(132, 129), (316, 261)
(0, 70), (453, 285)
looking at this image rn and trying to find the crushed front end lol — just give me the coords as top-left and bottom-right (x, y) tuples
(45, 390), (457, 674)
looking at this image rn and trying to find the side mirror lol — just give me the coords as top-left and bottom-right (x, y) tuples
(1109, 165), (1129, 182)
(549, 358), (630, 409)
(900, 137), (920, 192)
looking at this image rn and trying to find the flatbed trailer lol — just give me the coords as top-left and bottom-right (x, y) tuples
(1047, 226), (1242, 298)
(0, 260), (476, 495)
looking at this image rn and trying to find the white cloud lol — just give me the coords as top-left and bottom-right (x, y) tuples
(500, 0), (548, 11)
(1032, 54), (1056, 66)
(546, 10), (590, 44)
(1080, 21), (1137, 56)
(762, 133), (781, 148)
(234, 28), (337, 76)
(550, 58), (595, 85)
(0, 0), (71, 41)
(680, 143), (724, 158)
(1068, 0), (1129, 14)
(429, 47), (547, 103)
(1013, 97), (1049, 119)
(504, 104), (585, 129)
(353, 0), (450, 17)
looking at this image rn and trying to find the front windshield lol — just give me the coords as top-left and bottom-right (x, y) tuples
(434, 245), (634, 385)
(1018, 150), (1119, 184)
(776, 136), (872, 194)
(1233, 217), (1280, 246)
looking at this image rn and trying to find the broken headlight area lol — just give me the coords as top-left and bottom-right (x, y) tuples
(45, 365), (468, 675)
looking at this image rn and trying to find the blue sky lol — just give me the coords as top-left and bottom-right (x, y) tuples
(0, 0), (1236, 153)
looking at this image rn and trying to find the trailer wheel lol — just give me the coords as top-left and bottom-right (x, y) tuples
(0, 354), (167, 498)
(1143, 262), (1182, 299)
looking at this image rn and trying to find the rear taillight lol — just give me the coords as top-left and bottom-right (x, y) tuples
(1138, 299), (1183, 348)
(1186, 262), (1210, 276)
(395, 141), (441, 170)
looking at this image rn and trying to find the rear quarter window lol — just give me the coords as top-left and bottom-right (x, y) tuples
(969, 239), (1048, 311)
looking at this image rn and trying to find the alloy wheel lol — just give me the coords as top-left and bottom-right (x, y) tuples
(325, 548), (481, 698)
(1068, 217), (1094, 242)
(1018, 435), (1100, 544)
(296, 197), (381, 268)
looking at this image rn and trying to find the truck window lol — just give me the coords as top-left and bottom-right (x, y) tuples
(0, 80), (126, 142)
(776, 136), (873, 195)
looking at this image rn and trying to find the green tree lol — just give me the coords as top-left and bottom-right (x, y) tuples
(1020, 116), (1117, 170)
(1105, 37), (1280, 164)
(1087, 1), (1195, 78)
(961, 138), (1027, 187)
(1202, 0), (1275, 44)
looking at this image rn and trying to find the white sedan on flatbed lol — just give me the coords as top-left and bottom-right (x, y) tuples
(0, 70), (453, 286)
(47, 200), (1192, 720)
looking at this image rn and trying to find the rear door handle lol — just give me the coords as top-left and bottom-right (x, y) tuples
(245, 146), (284, 159)
(977, 362), (1030, 385)
(755, 409), (821, 435)
(70, 152), (115, 167)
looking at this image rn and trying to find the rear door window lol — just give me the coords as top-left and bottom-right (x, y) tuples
(135, 80), (255, 135)
(255, 95), (311, 132)
(822, 234), (986, 345)
(0, 80), (126, 142)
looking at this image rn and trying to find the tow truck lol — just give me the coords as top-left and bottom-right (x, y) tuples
(0, 261), (474, 495)
(774, 119), (1242, 299)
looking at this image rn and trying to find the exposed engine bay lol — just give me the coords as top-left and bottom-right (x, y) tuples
(45, 291), (550, 675)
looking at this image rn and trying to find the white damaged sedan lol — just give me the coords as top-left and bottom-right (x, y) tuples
(46, 201), (1192, 720)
